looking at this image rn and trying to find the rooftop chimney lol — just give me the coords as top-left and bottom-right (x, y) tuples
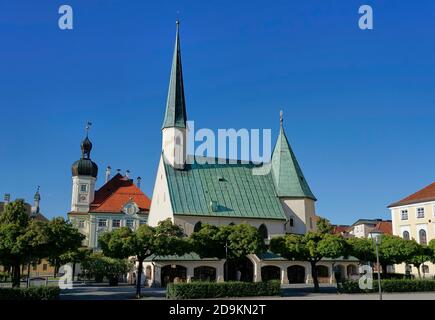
(105, 166), (111, 183)
(136, 177), (142, 189)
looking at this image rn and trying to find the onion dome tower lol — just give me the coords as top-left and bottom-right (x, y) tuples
(71, 122), (98, 213)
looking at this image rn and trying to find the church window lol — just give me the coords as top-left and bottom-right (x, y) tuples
(80, 184), (88, 192)
(289, 218), (294, 227)
(193, 221), (202, 233)
(419, 229), (427, 245)
(258, 224), (268, 239)
(401, 210), (408, 220)
(78, 220), (85, 229)
(417, 207), (425, 218)
(422, 265), (429, 274)
(112, 219), (121, 228)
(402, 230), (410, 240)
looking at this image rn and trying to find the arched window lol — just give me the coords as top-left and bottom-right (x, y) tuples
(193, 221), (202, 233)
(402, 231), (410, 240)
(422, 265), (429, 274)
(258, 224), (268, 240)
(419, 229), (427, 245)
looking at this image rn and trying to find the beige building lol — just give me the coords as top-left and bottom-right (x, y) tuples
(388, 182), (435, 277)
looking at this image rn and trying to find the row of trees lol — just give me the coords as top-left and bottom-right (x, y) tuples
(99, 216), (435, 295)
(0, 200), (85, 287)
(2, 199), (434, 295)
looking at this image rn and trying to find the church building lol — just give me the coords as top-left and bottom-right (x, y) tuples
(144, 22), (358, 286)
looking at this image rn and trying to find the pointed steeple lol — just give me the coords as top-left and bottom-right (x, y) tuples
(162, 20), (187, 129)
(271, 111), (316, 200)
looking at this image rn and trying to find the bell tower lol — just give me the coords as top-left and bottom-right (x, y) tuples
(70, 122), (98, 212)
(161, 21), (187, 170)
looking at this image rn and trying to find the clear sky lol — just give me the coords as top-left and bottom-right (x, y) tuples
(1, 1), (434, 225)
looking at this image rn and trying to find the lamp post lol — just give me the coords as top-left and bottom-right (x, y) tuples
(225, 240), (228, 282)
(369, 231), (383, 301)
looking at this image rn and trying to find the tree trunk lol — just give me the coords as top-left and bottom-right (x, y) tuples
(26, 264), (31, 288)
(136, 259), (144, 299)
(72, 262), (76, 282)
(416, 264), (421, 279)
(310, 261), (319, 293)
(12, 262), (21, 288)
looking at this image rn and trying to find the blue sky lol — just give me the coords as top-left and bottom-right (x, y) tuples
(0, 1), (434, 225)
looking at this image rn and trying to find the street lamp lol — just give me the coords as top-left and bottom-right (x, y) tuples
(368, 230), (383, 301)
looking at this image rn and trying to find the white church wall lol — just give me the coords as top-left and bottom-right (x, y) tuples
(148, 156), (174, 227)
(280, 198), (316, 234)
(174, 215), (286, 238)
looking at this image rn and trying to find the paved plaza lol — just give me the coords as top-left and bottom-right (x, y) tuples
(59, 283), (435, 300)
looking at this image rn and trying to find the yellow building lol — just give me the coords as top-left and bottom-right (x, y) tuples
(388, 182), (435, 277)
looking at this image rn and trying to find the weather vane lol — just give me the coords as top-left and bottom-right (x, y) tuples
(85, 121), (92, 135)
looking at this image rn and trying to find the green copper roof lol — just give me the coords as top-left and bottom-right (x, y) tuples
(271, 120), (316, 200)
(162, 21), (187, 129)
(164, 156), (287, 220)
(145, 252), (220, 261)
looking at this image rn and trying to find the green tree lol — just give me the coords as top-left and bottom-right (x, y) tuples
(316, 217), (333, 234)
(45, 217), (84, 277)
(98, 218), (188, 298)
(270, 219), (346, 292)
(346, 237), (376, 263)
(404, 241), (432, 278)
(429, 239), (435, 263)
(0, 200), (48, 287)
(81, 253), (132, 286)
(59, 247), (92, 281)
(190, 223), (265, 281)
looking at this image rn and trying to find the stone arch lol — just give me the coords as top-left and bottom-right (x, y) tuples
(287, 265), (305, 284)
(347, 264), (358, 277)
(161, 265), (187, 287)
(334, 264), (346, 282)
(145, 265), (152, 279)
(316, 265), (329, 278)
(194, 266), (216, 282)
(261, 265), (280, 281)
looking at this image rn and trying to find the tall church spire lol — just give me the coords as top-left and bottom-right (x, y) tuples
(271, 111), (316, 200)
(162, 20), (187, 129)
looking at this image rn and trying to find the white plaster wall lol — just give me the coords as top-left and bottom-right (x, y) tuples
(162, 127), (186, 170)
(71, 176), (96, 212)
(280, 198), (316, 234)
(148, 156), (174, 227)
(174, 215), (286, 237)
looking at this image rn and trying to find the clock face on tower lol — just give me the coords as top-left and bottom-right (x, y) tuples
(79, 194), (88, 203)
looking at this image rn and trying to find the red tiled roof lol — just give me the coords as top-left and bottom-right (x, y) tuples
(332, 225), (349, 234)
(374, 221), (392, 235)
(89, 173), (151, 214)
(388, 182), (435, 207)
